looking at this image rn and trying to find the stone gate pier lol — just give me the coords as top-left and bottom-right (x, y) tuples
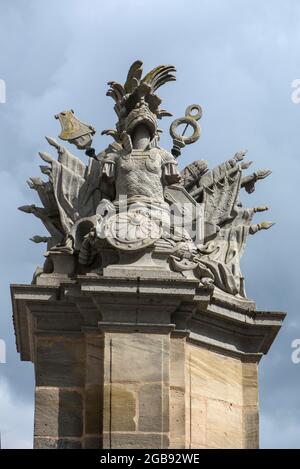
(11, 268), (284, 449)
(12, 60), (285, 449)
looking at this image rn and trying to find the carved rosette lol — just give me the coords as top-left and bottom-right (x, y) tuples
(104, 210), (162, 251)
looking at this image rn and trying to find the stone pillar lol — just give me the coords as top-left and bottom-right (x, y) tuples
(185, 344), (259, 448)
(102, 331), (170, 448)
(84, 334), (104, 449)
(34, 335), (85, 449)
(11, 274), (285, 449)
(169, 332), (187, 448)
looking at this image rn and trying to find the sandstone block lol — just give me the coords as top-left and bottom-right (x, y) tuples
(103, 384), (137, 432)
(138, 383), (169, 432)
(35, 338), (84, 387)
(105, 333), (169, 383)
(103, 432), (169, 449)
(206, 399), (243, 448)
(85, 384), (102, 435)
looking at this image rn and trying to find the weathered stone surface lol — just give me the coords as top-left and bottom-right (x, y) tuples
(58, 390), (83, 437)
(85, 336), (104, 386)
(35, 337), (85, 387)
(35, 388), (84, 440)
(187, 344), (244, 406)
(243, 408), (259, 448)
(206, 399), (243, 449)
(84, 436), (102, 449)
(190, 396), (206, 447)
(57, 439), (82, 449)
(103, 384), (137, 432)
(169, 389), (185, 442)
(184, 343), (260, 448)
(35, 438), (82, 449)
(103, 432), (170, 449)
(104, 333), (169, 383)
(242, 362), (258, 406)
(36, 312), (81, 332)
(170, 336), (186, 389)
(85, 385), (102, 435)
(34, 387), (59, 438)
(34, 438), (58, 449)
(170, 336), (186, 447)
(138, 383), (169, 432)
(101, 331), (170, 448)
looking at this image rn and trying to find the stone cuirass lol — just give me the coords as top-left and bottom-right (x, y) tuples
(115, 149), (164, 202)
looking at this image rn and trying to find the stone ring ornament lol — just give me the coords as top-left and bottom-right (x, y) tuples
(185, 104), (202, 122)
(105, 210), (162, 251)
(170, 104), (202, 157)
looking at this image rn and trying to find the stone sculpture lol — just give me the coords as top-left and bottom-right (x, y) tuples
(13, 60), (285, 450)
(20, 60), (273, 299)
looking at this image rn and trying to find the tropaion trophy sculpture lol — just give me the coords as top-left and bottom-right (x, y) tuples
(20, 60), (273, 298)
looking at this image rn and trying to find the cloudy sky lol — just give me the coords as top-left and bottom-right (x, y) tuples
(0, 0), (300, 448)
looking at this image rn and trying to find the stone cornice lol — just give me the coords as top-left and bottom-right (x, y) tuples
(11, 276), (285, 363)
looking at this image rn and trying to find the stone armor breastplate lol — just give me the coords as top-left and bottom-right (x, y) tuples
(115, 150), (164, 202)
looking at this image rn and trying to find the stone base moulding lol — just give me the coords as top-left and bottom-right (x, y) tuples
(11, 274), (285, 449)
